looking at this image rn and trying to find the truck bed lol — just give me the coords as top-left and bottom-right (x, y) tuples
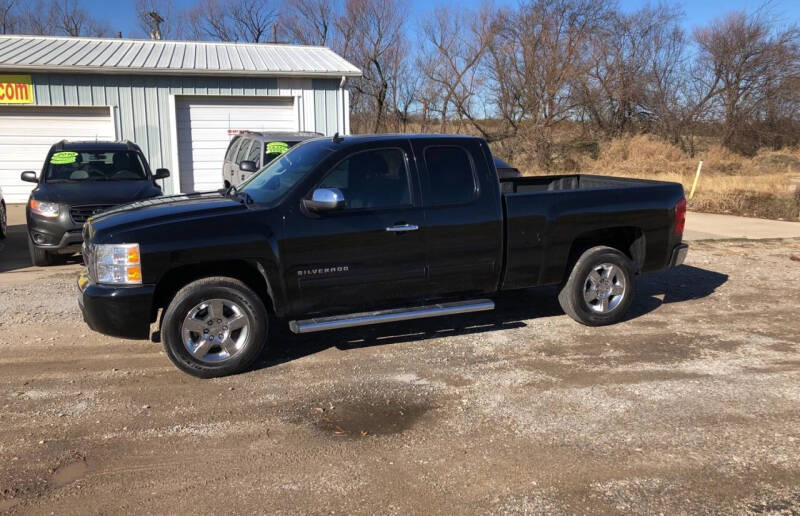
(500, 174), (685, 289)
(499, 173), (664, 194)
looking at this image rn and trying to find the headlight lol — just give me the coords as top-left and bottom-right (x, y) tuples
(30, 199), (59, 218)
(94, 243), (142, 285)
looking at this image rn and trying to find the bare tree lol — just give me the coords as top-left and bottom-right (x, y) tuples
(337, 0), (407, 133)
(52, 0), (110, 36)
(485, 0), (612, 167)
(575, 5), (683, 138)
(695, 11), (800, 154)
(282, 0), (337, 46)
(418, 3), (495, 132)
(185, 0), (277, 43)
(0, 0), (19, 34)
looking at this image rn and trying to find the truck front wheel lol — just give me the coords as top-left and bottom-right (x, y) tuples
(161, 277), (268, 378)
(558, 246), (636, 326)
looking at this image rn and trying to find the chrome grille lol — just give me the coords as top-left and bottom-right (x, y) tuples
(70, 205), (113, 224)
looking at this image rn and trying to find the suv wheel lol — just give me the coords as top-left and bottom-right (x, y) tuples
(558, 246), (636, 326)
(28, 237), (56, 266)
(161, 277), (268, 378)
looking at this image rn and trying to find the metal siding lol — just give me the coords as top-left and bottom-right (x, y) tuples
(312, 79), (339, 136)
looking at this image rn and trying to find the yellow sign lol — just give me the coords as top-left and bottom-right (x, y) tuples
(0, 74), (34, 104)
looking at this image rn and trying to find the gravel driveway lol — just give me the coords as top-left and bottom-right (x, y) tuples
(1, 205), (799, 514)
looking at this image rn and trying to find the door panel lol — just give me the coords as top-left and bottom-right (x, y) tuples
(280, 142), (428, 315)
(414, 139), (504, 296)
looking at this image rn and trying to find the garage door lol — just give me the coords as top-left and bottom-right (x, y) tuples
(175, 96), (297, 192)
(0, 106), (115, 203)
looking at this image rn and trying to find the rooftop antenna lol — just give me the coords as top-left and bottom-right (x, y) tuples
(332, 132), (344, 143)
(148, 11), (164, 40)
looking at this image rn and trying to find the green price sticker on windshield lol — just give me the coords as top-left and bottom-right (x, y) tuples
(50, 151), (78, 165)
(266, 142), (289, 155)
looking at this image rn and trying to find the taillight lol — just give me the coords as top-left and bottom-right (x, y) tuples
(674, 197), (686, 236)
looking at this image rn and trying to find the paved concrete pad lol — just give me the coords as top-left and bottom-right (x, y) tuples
(684, 211), (800, 241)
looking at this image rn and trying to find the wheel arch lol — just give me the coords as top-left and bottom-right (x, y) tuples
(152, 259), (279, 322)
(564, 226), (645, 280)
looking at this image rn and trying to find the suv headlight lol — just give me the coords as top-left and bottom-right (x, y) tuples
(30, 199), (59, 218)
(94, 243), (142, 285)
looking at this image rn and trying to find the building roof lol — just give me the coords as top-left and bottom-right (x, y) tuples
(0, 35), (361, 78)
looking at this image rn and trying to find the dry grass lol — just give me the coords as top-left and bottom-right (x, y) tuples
(522, 135), (800, 220)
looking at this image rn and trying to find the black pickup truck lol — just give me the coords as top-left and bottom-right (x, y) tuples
(78, 134), (688, 377)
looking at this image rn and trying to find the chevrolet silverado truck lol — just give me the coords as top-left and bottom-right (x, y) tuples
(78, 134), (688, 378)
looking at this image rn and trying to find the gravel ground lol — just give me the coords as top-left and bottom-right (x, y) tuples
(1, 206), (799, 514)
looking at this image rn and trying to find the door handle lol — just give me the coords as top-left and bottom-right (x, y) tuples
(386, 224), (419, 232)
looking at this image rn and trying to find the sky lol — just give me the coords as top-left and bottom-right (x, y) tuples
(84, 0), (800, 42)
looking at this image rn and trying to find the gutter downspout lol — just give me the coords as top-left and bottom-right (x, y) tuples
(339, 75), (347, 135)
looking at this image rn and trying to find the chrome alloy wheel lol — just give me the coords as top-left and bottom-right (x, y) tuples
(181, 299), (250, 362)
(583, 263), (626, 313)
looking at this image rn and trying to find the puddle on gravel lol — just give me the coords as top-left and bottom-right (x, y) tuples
(309, 400), (431, 438)
(51, 459), (90, 488)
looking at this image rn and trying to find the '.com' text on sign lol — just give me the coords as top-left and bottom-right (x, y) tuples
(0, 75), (35, 104)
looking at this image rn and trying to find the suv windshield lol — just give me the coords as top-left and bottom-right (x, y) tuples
(240, 139), (334, 205)
(45, 150), (148, 182)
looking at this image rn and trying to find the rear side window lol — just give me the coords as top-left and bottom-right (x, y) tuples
(235, 139), (252, 164)
(225, 137), (241, 161)
(318, 148), (410, 210)
(424, 146), (477, 205)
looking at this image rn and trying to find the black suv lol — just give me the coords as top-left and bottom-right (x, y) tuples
(22, 141), (169, 266)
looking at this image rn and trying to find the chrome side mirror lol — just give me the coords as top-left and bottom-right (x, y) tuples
(21, 171), (38, 183)
(303, 188), (346, 212)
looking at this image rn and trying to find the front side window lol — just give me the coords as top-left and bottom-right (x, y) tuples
(240, 138), (336, 206)
(424, 146), (477, 205)
(45, 150), (148, 181)
(318, 148), (410, 210)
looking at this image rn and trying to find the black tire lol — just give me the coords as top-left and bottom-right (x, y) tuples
(558, 245), (636, 326)
(161, 277), (268, 378)
(28, 237), (56, 266)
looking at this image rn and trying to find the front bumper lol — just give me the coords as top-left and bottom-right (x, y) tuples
(77, 268), (155, 339)
(27, 210), (83, 253)
(669, 243), (689, 267)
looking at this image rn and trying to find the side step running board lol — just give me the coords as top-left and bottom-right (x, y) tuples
(289, 299), (495, 334)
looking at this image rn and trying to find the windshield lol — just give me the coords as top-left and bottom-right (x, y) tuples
(240, 139), (335, 205)
(45, 150), (148, 182)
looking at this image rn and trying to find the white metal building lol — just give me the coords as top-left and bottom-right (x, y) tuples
(0, 35), (360, 203)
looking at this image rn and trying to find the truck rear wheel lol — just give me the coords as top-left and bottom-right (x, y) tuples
(161, 277), (268, 378)
(558, 246), (636, 326)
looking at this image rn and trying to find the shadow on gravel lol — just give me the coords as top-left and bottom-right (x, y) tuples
(254, 264), (728, 372)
